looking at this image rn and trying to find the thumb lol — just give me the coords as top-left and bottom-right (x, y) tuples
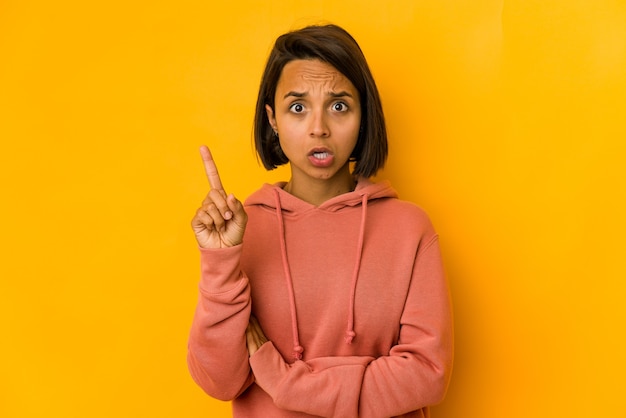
(227, 193), (248, 225)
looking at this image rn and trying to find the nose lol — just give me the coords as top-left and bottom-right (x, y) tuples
(309, 109), (329, 138)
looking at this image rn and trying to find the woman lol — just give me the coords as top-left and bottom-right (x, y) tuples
(188, 24), (453, 418)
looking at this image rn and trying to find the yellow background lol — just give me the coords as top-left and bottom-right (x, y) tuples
(1, 1), (625, 417)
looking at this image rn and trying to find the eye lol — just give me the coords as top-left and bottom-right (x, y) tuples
(332, 102), (348, 112)
(289, 103), (305, 113)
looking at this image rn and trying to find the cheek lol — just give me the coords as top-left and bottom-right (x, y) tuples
(276, 127), (300, 152)
(337, 119), (361, 143)
(276, 118), (300, 135)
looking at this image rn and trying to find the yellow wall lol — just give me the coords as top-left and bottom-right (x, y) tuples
(1, 1), (625, 417)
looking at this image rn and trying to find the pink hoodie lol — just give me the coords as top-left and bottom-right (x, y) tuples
(187, 178), (453, 418)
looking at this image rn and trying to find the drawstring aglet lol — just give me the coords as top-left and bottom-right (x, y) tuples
(293, 345), (304, 360)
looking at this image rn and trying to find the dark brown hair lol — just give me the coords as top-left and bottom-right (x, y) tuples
(253, 24), (388, 178)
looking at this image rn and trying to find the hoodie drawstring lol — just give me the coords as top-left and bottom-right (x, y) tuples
(272, 189), (369, 359)
(273, 189), (304, 360)
(345, 193), (368, 344)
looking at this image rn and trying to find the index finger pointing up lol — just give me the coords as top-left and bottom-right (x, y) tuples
(199, 145), (224, 191)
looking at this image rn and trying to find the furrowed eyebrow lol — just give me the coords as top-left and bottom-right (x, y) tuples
(283, 91), (306, 99)
(328, 91), (354, 98)
(282, 91), (354, 99)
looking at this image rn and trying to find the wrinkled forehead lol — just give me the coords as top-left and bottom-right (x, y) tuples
(276, 59), (355, 93)
(298, 67), (340, 81)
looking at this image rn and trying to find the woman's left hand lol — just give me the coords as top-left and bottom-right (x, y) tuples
(246, 316), (268, 356)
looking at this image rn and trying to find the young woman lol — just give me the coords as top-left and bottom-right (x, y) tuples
(188, 24), (453, 418)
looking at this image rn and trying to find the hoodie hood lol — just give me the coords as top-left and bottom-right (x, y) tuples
(245, 177), (398, 213)
(245, 177), (398, 360)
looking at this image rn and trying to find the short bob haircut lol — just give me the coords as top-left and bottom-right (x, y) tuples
(253, 24), (388, 178)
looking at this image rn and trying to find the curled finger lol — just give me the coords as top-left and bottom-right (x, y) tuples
(203, 202), (226, 231)
(208, 189), (233, 221)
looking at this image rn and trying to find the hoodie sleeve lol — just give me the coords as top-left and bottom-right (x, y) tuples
(187, 245), (254, 401)
(249, 237), (453, 418)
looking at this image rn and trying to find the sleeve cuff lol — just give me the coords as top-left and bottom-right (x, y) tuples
(198, 244), (246, 295)
(249, 342), (291, 399)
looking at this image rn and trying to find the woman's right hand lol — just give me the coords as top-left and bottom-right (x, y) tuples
(191, 145), (247, 248)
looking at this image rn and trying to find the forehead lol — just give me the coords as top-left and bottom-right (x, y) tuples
(276, 59), (355, 92)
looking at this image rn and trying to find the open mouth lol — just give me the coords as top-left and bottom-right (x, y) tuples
(308, 149), (334, 167)
(312, 151), (329, 160)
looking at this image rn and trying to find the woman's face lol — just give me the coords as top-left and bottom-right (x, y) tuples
(266, 59), (361, 186)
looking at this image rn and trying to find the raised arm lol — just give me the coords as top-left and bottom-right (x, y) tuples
(188, 146), (253, 400)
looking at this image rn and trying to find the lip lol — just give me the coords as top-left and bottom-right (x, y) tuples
(307, 147), (334, 167)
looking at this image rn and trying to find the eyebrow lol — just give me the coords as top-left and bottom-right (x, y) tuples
(282, 91), (355, 99)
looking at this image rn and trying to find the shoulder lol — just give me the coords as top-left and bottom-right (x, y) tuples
(360, 178), (437, 232)
(367, 186), (432, 220)
(378, 197), (435, 230)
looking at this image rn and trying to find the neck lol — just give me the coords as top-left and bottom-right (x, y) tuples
(284, 170), (356, 206)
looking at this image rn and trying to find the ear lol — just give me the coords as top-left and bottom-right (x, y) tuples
(265, 104), (277, 132)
